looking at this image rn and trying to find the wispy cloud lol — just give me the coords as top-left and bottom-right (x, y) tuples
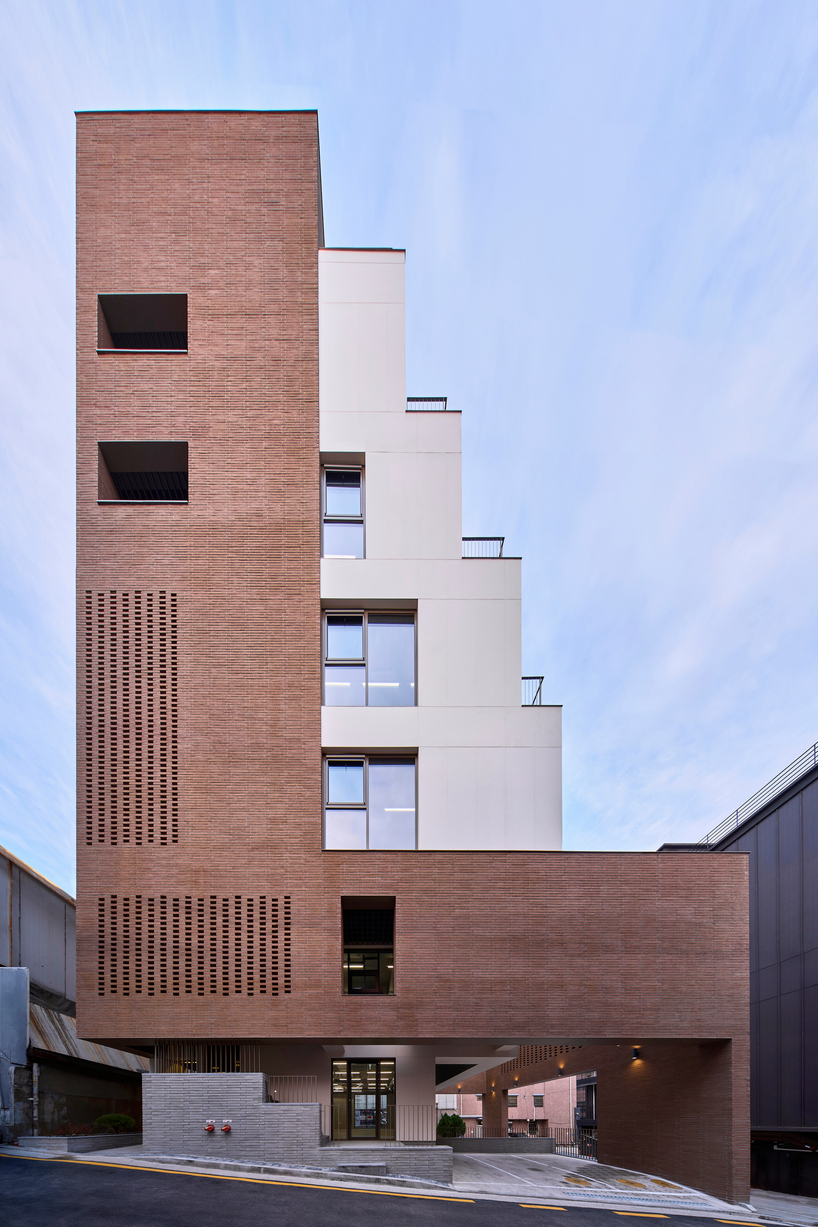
(2, 1), (818, 889)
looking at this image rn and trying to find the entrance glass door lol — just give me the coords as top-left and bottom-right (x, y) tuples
(331, 1059), (396, 1140)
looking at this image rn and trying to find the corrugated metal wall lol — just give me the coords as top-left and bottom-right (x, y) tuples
(0, 849), (76, 1007)
(721, 775), (818, 1127)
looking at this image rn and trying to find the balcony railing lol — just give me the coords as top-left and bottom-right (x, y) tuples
(522, 676), (543, 706)
(267, 1075), (318, 1103)
(462, 536), (504, 558)
(697, 739), (818, 848)
(406, 396), (448, 411)
(321, 1103), (438, 1144)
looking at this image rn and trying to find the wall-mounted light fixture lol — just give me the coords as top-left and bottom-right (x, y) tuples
(632, 1046), (640, 1061)
(558, 1066), (564, 1076)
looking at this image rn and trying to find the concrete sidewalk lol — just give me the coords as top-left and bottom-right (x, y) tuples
(749, 1190), (818, 1227)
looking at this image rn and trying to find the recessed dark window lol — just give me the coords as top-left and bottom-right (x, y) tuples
(341, 897), (395, 996)
(98, 294), (187, 351)
(98, 441), (188, 503)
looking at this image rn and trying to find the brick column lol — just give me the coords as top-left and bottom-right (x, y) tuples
(481, 1075), (508, 1137)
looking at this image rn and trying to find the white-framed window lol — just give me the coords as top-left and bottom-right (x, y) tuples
(323, 756), (417, 850)
(322, 467), (364, 558)
(323, 611), (415, 707)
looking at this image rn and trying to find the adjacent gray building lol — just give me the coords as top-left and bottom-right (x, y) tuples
(0, 845), (147, 1140)
(660, 744), (818, 1197)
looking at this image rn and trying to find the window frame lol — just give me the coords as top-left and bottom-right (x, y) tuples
(323, 754), (418, 850)
(322, 465), (365, 559)
(342, 948), (395, 996)
(322, 610), (417, 707)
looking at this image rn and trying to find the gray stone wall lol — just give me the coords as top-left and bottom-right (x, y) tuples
(142, 1074), (452, 1181)
(143, 1074), (321, 1163)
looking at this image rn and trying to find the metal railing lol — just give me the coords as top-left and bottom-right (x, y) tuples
(153, 1041), (261, 1073)
(698, 739), (818, 848)
(323, 1103), (437, 1145)
(551, 1125), (597, 1159)
(461, 1122), (549, 1139)
(406, 396), (448, 411)
(267, 1076), (318, 1103)
(462, 536), (504, 558)
(522, 676), (543, 705)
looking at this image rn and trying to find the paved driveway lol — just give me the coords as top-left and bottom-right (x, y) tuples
(452, 1152), (716, 1211)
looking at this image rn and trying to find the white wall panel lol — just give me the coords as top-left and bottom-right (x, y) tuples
(319, 249), (562, 852)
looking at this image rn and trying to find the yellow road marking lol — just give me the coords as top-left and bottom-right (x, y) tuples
(612, 1214), (668, 1218)
(519, 1205), (568, 1210)
(0, 1152), (474, 1202)
(714, 1221), (763, 1225)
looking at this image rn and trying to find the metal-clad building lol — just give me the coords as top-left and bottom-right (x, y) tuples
(0, 845), (76, 1012)
(660, 745), (818, 1196)
(0, 845), (146, 1140)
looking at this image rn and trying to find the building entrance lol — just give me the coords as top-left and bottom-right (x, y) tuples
(331, 1059), (396, 1140)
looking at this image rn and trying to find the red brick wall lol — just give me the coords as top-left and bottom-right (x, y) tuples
(76, 111), (323, 1038)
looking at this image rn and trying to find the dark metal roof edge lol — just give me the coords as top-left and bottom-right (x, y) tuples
(76, 109), (319, 116)
(321, 247), (405, 253)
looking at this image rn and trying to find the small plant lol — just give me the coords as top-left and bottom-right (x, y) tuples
(94, 1113), (137, 1134)
(436, 1112), (466, 1138)
(51, 1122), (95, 1137)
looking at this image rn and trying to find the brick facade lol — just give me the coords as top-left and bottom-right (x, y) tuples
(76, 112), (750, 1202)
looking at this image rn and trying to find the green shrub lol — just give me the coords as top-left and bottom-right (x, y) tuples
(436, 1112), (466, 1138)
(94, 1113), (137, 1134)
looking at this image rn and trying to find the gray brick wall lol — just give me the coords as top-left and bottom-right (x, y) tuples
(143, 1074), (321, 1163)
(142, 1075), (452, 1182)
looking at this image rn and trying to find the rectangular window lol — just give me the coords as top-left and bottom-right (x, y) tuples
(533, 1095), (544, 1108)
(508, 1095), (518, 1107)
(98, 441), (188, 502)
(324, 612), (415, 706)
(343, 950), (394, 995)
(98, 294), (187, 351)
(342, 901), (394, 996)
(323, 468), (364, 558)
(324, 757), (416, 850)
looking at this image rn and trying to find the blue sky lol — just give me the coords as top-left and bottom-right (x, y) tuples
(2, 1), (818, 893)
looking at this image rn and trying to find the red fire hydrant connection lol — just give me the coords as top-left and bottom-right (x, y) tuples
(221, 1120), (232, 1133)
(204, 1120), (215, 1133)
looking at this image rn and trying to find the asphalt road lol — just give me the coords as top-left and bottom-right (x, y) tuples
(0, 1154), (765, 1227)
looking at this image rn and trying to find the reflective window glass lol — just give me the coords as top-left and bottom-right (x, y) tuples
(327, 760), (364, 805)
(325, 470), (361, 517)
(323, 521), (364, 559)
(324, 665), (366, 706)
(327, 615), (363, 660)
(367, 616), (415, 707)
(368, 761), (416, 849)
(324, 808), (367, 849)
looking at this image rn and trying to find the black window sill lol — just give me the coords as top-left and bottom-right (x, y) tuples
(343, 992), (395, 997)
(97, 499), (189, 505)
(96, 348), (188, 354)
